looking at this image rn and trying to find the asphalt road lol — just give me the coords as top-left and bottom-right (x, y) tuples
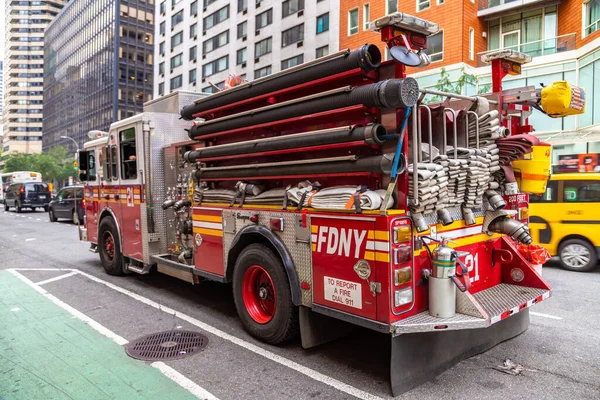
(1, 208), (599, 400)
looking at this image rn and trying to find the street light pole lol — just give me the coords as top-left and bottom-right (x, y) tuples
(60, 136), (81, 228)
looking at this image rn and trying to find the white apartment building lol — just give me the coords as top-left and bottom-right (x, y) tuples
(154, 0), (340, 97)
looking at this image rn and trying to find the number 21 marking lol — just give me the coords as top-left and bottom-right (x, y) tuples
(464, 253), (480, 283)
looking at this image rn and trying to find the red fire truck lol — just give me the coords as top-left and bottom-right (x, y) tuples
(77, 13), (583, 395)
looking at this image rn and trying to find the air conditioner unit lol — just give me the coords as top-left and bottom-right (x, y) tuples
(192, 82), (196, 86)
(203, 31), (206, 35)
(202, 78), (206, 82)
(255, 29), (260, 35)
(202, 54), (206, 59)
(194, 35), (197, 40)
(242, 35), (247, 41)
(298, 10), (304, 17)
(255, 57), (260, 63)
(243, 10), (247, 15)
(241, 62), (247, 68)
(297, 41), (303, 48)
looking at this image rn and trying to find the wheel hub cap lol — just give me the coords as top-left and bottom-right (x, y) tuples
(562, 244), (590, 268)
(242, 265), (276, 324)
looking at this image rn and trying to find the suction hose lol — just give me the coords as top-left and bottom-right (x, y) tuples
(189, 78), (420, 139)
(180, 44), (382, 120)
(183, 124), (387, 162)
(194, 154), (395, 180)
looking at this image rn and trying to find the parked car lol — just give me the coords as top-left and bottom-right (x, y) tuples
(48, 186), (84, 224)
(529, 172), (600, 272)
(4, 182), (51, 212)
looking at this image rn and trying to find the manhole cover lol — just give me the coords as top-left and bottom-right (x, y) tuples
(125, 330), (208, 361)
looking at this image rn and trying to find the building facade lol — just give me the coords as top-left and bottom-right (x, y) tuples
(338, 0), (600, 162)
(2, 0), (66, 167)
(154, 0), (340, 97)
(43, 0), (154, 152)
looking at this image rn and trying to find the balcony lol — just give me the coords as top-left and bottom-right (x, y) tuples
(477, 33), (576, 67)
(478, 0), (562, 18)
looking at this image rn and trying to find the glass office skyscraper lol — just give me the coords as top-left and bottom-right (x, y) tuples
(43, 0), (154, 152)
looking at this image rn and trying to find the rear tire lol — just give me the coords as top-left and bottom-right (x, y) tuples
(44, 206), (49, 212)
(98, 218), (124, 276)
(232, 243), (298, 344)
(558, 239), (597, 272)
(49, 208), (57, 222)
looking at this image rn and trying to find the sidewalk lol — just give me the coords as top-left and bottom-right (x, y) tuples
(0, 270), (199, 400)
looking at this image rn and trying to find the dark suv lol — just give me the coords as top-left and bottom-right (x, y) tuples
(48, 186), (84, 223)
(4, 182), (51, 212)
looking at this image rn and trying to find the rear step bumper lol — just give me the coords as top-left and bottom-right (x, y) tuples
(391, 283), (550, 336)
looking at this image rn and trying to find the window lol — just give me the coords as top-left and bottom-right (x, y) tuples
(158, 82), (165, 96)
(564, 180), (600, 202)
(159, 62), (165, 74)
(282, 24), (304, 47)
(160, 21), (166, 35)
(171, 53), (183, 69)
(204, 5), (229, 30)
(348, 8), (358, 35)
(172, 10), (183, 26)
(317, 13), (329, 34)
(238, 0), (247, 13)
(120, 127), (137, 180)
(110, 146), (118, 180)
(159, 41), (165, 55)
(191, 0), (198, 15)
(237, 21), (247, 38)
(256, 8), (273, 29)
(160, 1), (166, 14)
(171, 31), (183, 49)
(237, 47), (247, 65)
(255, 37), (272, 57)
(316, 45), (328, 58)
(469, 27), (474, 60)
(282, 0), (304, 18)
(87, 153), (97, 181)
(190, 45), (197, 61)
(386, 0), (397, 14)
(189, 69), (197, 84)
(204, 0), (217, 7)
(281, 54), (304, 70)
(585, 0), (600, 36)
(425, 31), (443, 62)
(171, 74), (183, 89)
(417, 0), (430, 12)
(190, 23), (197, 38)
(255, 65), (272, 79)
(437, 0), (444, 4)
(363, 4), (370, 30)
(202, 55), (228, 77)
(529, 180), (557, 203)
(203, 30), (229, 54)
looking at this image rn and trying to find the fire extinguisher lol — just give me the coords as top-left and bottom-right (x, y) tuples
(428, 238), (471, 318)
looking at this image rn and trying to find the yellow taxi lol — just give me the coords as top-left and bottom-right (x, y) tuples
(529, 173), (600, 272)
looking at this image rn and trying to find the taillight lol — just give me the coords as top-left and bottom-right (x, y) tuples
(19, 187), (24, 194)
(81, 199), (85, 208)
(391, 219), (414, 312)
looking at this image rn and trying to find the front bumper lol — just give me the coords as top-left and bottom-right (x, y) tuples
(391, 283), (550, 336)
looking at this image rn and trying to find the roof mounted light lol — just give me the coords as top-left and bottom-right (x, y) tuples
(88, 130), (108, 139)
(481, 49), (532, 65)
(370, 12), (439, 36)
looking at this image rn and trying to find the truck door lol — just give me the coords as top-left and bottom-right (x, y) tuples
(311, 216), (379, 320)
(116, 124), (144, 261)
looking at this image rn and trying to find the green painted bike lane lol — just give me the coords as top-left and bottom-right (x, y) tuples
(0, 271), (200, 400)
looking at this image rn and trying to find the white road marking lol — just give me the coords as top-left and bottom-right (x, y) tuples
(25, 238), (37, 242)
(36, 218), (41, 221)
(73, 269), (385, 400)
(8, 269), (219, 400)
(8, 269), (128, 346)
(37, 271), (79, 286)
(152, 362), (219, 400)
(530, 311), (563, 320)
(11, 308), (20, 312)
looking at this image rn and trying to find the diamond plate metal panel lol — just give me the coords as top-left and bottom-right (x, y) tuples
(473, 283), (547, 317)
(222, 210), (313, 306)
(392, 311), (488, 335)
(456, 291), (487, 319)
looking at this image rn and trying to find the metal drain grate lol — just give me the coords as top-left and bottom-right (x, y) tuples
(125, 330), (208, 361)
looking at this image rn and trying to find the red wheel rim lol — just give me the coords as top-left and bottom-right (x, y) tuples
(242, 265), (276, 324)
(103, 232), (115, 260)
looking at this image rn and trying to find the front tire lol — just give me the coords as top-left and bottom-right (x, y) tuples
(232, 244), (298, 344)
(558, 239), (598, 272)
(44, 205), (49, 212)
(98, 218), (124, 276)
(49, 208), (57, 222)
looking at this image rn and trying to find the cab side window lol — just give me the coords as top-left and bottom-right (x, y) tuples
(564, 180), (600, 202)
(120, 127), (137, 180)
(111, 145), (118, 180)
(57, 189), (66, 200)
(88, 152), (97, 181)
(529, 180), (558, 203)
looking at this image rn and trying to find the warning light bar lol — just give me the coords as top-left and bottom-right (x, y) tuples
(481, 49), (532, 65)
(88, 130), (109, 139)
(370, 12), (439, 36)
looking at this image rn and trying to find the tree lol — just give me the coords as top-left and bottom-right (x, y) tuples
(3, 145), (77, 186)
(428, 67), (492, 102)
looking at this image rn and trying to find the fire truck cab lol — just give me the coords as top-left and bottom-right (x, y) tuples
(77, 13), (584, 396)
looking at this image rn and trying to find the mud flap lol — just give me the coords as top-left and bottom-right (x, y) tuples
(390, 310), (529, 396)
(299, 306), (354, 349)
